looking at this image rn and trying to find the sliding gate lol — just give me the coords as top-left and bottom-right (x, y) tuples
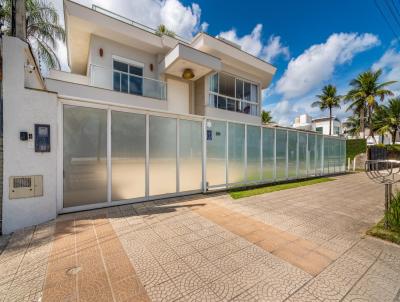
(62, 103), (346, 212)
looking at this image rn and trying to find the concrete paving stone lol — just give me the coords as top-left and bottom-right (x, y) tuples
(162, 258), (192, 279)
(208, 274), (248, 301)
(171, 271), (205, 296)
(146, 279), (183, 302)
(176, 286), (222, 302)
(191, 262), (225, 284)
(1, 173), (400, 302)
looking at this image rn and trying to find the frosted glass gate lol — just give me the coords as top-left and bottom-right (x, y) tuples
(205, 119), (346, 189)
(62, 104), (346, 210)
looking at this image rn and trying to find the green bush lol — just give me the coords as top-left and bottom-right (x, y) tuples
(387, 191), (400, 228)
(346, 139), (367, 160)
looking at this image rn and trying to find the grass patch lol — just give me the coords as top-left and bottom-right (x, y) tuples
(367, 219), (400, 245)
(229, 177), (335, 199)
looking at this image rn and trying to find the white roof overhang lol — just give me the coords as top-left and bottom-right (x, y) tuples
(159, 44), (221, 81)
(191, 33), (276, 88)
(64, 0), (179, 74)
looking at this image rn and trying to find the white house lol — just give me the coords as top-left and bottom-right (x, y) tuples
(293, 114), (342, 136)
(0, 1), (346, 234)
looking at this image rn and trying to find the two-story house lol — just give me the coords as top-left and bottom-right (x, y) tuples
(1, 1), (346, 234)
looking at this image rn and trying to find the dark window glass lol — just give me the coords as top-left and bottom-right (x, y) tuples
(219, 73), (235, 97)
(113, 60), (128, 72)
(227, 98), (235, 111)
(236, 79), (243, 99)
(113, 72), (120, 91)
(244, 82), (251, 101)
(129, 76), (143, 95)
(121, 73), (128, 93)
(251, 84), (258, 102)
(129, 65), (143, 76)
(217, 96), (226, 109)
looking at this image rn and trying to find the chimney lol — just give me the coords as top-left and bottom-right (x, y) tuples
(11, 0), (26, 40)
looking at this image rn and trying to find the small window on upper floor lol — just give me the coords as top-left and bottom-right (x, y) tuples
(113, 59), (144, 96)
(316, 127), (323, 134)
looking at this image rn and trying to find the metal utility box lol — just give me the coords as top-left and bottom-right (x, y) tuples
(9, 175), (43, 199)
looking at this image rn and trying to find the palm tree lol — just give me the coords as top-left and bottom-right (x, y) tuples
(344, 69), (396, 142)
(343, 114), (363, 138)
(373, 98), (400, 144)
(0, 0), (65, 69)
(344, 95), (367, 138)
(261, 110), (273, 124)
(155, 24), (175, 38)
(311, 84), (341, 135)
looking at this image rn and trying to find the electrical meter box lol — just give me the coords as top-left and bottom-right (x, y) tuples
(9, 175), (43, 199)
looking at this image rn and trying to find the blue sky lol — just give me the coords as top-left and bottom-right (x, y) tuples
(54, 0), (400, 125)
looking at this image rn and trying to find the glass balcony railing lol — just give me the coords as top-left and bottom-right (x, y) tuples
(208, 92), (259, 116)
(89, 64), (167, 100)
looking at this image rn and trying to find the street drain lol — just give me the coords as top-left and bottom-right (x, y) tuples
(66, 266), (82, 275)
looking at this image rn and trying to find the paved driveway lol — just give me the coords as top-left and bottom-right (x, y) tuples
(1, 173), (400, 302)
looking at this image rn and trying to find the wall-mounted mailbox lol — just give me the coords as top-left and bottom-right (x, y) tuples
(9, 175), (43, 199)
(35, 124), (50, 152)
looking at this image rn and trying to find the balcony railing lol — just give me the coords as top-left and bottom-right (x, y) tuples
(208, 92), (259, 116)
(91, 5), (189, 44)
(89, 64), (167, 100)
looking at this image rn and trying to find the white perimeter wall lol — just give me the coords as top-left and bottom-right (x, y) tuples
(2, 37), (58, 234)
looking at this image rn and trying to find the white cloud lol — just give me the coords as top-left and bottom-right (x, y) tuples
(200, 22), (209, 32)
(262, 35), (290, 62)
(372, 48), (400, 96)
(276, 33), (380, 99)
(50, 0), (205, 70)
(266, 99), (291, 126)
(60, 0), (203, 40)
(218, 24), (289, 63)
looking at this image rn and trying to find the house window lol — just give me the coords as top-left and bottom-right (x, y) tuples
(113, 59), (144, 96)
(208, 72), (259, 116)
(334, 126), (340, 135)
(316, 127), (323, 134)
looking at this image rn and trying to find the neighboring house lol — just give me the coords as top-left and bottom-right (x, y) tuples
(341, 118), (400, 144)
(293, 114), (342, 136)
(1, 1), (345, 234)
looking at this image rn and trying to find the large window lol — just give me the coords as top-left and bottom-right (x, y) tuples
(113, 59), (144, 96)
(208, 72), (259, 116)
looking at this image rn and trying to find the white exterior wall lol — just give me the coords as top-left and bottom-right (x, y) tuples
(2, 37), (58, 234)
(167, 78), (189, 114)
(88, 35), (159, 89)
(313, 120), (342, 136)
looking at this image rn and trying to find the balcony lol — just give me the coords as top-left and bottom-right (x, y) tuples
(46, 66), (168, 111)
(89, 64), (166, 100)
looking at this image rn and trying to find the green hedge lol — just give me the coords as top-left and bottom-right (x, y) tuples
(373, 144), (400, 152)
(346, 139), (367, 160)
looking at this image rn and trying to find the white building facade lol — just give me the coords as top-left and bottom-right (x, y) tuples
(293, 114), (342, 136)
(1, 1), (346, 233)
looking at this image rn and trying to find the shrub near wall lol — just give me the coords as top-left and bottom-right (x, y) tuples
(346, 139), (367, 160)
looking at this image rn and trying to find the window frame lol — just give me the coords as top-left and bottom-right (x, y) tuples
(112, 56), (145, 96)
(208, 72), (260, 116)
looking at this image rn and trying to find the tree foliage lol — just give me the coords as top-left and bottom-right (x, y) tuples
(311, 84), (341, 135)
(261, 110), (273, 124)
(0, 0), (65, 69)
